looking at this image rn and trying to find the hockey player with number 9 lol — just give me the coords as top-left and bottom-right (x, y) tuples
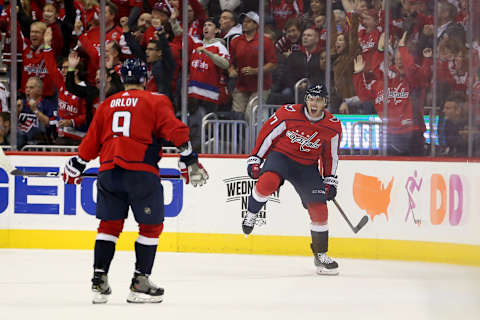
(243, 84), (342, 275)
(62, 58), (208, 304)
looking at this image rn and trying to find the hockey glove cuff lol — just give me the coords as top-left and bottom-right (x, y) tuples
(323, 175), (338, 201)
(178, 160), (209, 187)
(178, 141), (197, 166)
(63, 155), (88, 184)
(247, 155), (262, 179)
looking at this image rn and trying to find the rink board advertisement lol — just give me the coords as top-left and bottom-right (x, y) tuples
(0, 154), (479, 265)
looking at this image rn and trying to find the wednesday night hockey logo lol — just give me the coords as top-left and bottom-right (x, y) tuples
(223, 176), (280, 228)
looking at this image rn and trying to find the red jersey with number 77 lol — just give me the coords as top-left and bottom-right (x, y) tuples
(78, 89), (190, 176)
(251, 104), (342, 176)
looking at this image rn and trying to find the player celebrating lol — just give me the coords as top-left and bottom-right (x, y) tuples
(243, 84), (342, 275)
(62, 58), (208, 304)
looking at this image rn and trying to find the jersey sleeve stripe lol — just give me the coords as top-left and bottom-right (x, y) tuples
(257, 121), (287, 158)
(330, 133), (339, 175)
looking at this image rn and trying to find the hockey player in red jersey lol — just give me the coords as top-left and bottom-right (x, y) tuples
(243, 84), (342, 275)
(62, 58), (208, 304)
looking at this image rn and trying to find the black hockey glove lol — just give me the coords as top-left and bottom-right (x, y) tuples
(178, 142), (209, 187)
(247, 155), (262, 179)
(323, 175), (338, 201)
(63, 156), (87, 184)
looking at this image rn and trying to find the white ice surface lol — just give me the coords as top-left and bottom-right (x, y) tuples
(0, 249), (479, 320)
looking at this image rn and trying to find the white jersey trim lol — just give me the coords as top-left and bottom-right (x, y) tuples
(136, 235), (159, 246)
(310, 223), (329, 232)
(330, 133), (339, 175)
(188, 86), (219, 101)
(96, 233), (118, 243)
(252, 186), (269, 203)
(257, 121), (287, 158)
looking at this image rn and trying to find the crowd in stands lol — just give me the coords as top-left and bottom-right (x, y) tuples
(0, 0), (478, 157)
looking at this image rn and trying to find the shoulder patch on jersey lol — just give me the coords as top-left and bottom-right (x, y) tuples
(329, 116), (340, 123)
(283, 104), (296, 112)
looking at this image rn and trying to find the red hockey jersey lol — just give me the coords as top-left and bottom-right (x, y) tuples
(21, 46), (56, 97)
(269, 0), (304, 30)
(187, 37), (230, 103)
(354, 47), (432, 134)
(79, 25), (123, 85)
(78, 90), (190, 176)
(251, 104), (341, 176)
(358, 25), (380, 72)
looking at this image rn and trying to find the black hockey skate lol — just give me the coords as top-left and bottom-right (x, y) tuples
(127, 273), (164, 303)
(91, 271), (112, 304)
(314, 252), (339, 275)
(242, 211), (257, 235)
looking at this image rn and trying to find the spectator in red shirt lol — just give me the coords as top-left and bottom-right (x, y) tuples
(187, 18), (230, 150)
(353, 32), (432, 156)
(77, 1), (123, 85)
(269, 0), (304, 31)
(21, 22), (57, 100)
(229, 11), (277, 121)
(358, 9), (381, 74)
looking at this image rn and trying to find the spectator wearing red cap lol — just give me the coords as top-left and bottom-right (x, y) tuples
(142, 1), (173, 46)
(229, 11), (277, 121)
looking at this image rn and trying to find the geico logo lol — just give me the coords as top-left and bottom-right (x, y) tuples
(0, 167), (183, 217)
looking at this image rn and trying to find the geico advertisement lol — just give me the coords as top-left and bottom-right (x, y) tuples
(0, 155), (185, 231)
(0, 155), (479, 246)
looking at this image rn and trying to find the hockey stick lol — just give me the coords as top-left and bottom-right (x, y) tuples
(332, 199), (369, 234)
(0, 147), (181, 179)
(9, 169), (181, 179)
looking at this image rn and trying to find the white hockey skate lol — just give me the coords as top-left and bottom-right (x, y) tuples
(314, 253), (339, 275)
(127, 273), (164, 303)
(91, 271), (112, 304)
(242, 211), (257, 235)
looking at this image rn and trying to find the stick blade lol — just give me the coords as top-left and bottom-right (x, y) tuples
(354, 215), (369, 233)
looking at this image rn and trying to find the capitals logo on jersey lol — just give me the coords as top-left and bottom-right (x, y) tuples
(285, 130), (322, 152)
(374, 84), (410, 105)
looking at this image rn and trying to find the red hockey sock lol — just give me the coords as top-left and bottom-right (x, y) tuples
(307, 202), (328, 225)
(256, 171), (281, 197)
